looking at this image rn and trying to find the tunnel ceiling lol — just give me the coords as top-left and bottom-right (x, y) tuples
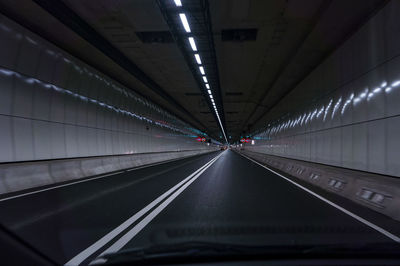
(0, 0), (386, 142)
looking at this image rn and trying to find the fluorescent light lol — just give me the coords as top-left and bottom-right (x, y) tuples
(391, 80), (400, 87)
(188, 37), (197, 51)
(202, 76), (208, 83)
(205, 84), (210, 89)
(174, 0), (182, 6)
(179, 13), (191, 32)
(207, 89), (211, 94)
(199, 66), (205, 75)
(194, 54), (202, 64)
(209, 94), (213, 99)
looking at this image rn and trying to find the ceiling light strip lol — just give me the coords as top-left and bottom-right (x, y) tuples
(199, 66), (205, 75)
(174, 0), (182, 7)
(172, 1), (227, 143)
(194, 54), (202, 64)
(179, 13), (191, 32)
(188, 37), (197, 51)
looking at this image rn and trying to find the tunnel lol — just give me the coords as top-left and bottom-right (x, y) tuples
(0, 0), (400, 265)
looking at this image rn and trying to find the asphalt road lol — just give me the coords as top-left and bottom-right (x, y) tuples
(0, 150), (398, 265)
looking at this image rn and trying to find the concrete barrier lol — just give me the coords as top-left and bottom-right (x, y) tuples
(2, 164), (53, 192)
(49, 160), (84, 183)
(81, 158), (107, 176)
(0, 149), (216, 196)
(236, 150), (400, 222)
(0, 174), (8, 194)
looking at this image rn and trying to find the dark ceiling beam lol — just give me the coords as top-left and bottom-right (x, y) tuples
(238, 0), (332, 138)
(32, 0), (209, 134)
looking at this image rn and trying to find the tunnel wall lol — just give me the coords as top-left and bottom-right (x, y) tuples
(247, 0), (400, 177)
(0, 13), (215, 164)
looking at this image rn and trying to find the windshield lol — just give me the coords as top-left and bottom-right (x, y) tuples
(0, 0), (400, 265)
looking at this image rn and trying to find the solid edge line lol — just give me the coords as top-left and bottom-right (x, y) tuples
(64, 152), (223, 266)
(238, 152), (400, 243)
(0, 152), (216, 202)
(0, 171), (125, 202)
(93, 151), (225, 263)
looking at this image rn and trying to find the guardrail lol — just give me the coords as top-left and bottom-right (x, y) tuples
(236, 150), (400, 222)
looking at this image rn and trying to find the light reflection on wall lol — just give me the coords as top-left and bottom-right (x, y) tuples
(0, 22), (206, 138)
(253, 78), (400, 141)
(0, 67), (202, 138)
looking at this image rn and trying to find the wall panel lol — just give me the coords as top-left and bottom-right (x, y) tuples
(0, 13), (216, 163)
(247, 1), (400, 177)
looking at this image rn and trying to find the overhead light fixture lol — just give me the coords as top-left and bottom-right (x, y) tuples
(199, 66), (205, 75)
(179, 13), (191, 32)
(188, 37), (197, 51)
(172, 5), (228, 144)
(194, 54), (202, 64)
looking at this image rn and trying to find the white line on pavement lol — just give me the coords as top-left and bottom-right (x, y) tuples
(239, 152), (400, 243)
(65, 151), (224, 266)
(94, 151), (224, 263)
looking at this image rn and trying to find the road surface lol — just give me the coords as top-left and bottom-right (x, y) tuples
(0, 150), (399, 265)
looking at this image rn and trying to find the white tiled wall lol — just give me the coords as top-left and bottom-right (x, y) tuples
(0, 15), (212, 163)
(246, 0), (400, 177)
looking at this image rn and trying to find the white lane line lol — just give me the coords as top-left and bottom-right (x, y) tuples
(238, 152), (400, 243)
(93, 151), (224, 263)
(0, 152), (216, 202)
(65, 152), (223, 266)
(0, 171), (124, 202)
